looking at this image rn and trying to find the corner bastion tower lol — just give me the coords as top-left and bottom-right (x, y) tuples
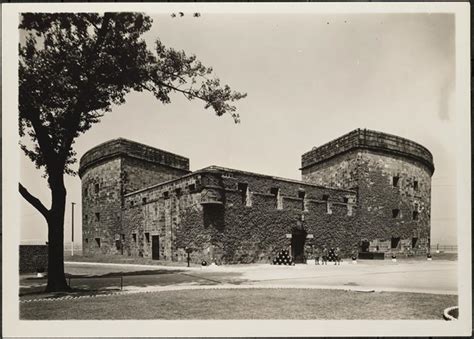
(78, 139), (190, 255)
(301, 129), (434, 253)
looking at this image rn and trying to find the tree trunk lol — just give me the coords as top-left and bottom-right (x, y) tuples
(45, 173), (70, 292)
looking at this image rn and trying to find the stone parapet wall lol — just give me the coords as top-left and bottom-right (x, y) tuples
(20, 245), (48, 273)
(301, 129), (434, 174)
(79, 138), (190, 178)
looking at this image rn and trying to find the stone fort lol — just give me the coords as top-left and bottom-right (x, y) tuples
(79, 128), (434, 264)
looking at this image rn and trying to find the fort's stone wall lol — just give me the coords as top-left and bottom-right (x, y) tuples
(20, 245), (48, 273)
(301, 129), (434, 254)
(122, 157), (190, 195)
(81, 158), (123, 256)
(80, 129), (434, 262)
(79, 138), (189, 177)
(301, 129), (434, 174)
(122, 167), (358, 264)
(79, 138), (190, 257)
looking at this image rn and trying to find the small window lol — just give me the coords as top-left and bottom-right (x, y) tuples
(130, 201), (134, 207)
(94, 183), (100, 194)
(298, 191), (306, 211)
(95, 212), (100, 222)
(145, 232), (150, 243)
(121, 233), (125, 241)
(413, 180), (419, 191)
(412, 211), (419, 220)
(175, 188), (182, 197)
(132, 233), (137, 242)
(95, 238), (101, 247)
(343, 197), (349, 203)
(84, 214), (88, 223)
(238, 183), (250, 205)
(270, 187), (282, 210)
(322, 194), (329, 201)
(142, 197), (147, 205)
(392, 176), (400, 187)
(327, 202), (332, 214)
(188, 184), (196, 192)
(85, 238), (88, 244)
(163, 191), (169, 199)
(392, 209), (400, 218)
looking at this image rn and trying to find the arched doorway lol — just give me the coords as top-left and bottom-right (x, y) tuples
(291, 227), (307, 263)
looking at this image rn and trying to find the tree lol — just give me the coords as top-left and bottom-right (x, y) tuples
(19, 13), (246, 292)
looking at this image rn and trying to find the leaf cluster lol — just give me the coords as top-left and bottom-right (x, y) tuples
(19, 12), (246, 177)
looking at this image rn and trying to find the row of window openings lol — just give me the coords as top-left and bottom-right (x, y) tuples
(89, 182), (196, 205)
(128, 184), (348, 210)
(239, 184), (348, 210)
(88, 209), (416, 224)
(392, 209), (420, 220)
(131, 232), (151, 243)
(129, 185), (195, 207)
(392, 176), (419, 191)
(87, 208), (417, 225)
(85, 233), (151, 248)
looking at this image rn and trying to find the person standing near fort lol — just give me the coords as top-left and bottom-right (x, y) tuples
(322, 246), (328, 265)
(335, 247), (341, 265)
(314, 247), (321, 265)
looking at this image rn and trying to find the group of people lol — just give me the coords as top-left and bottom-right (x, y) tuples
(312, 246), (342, 265)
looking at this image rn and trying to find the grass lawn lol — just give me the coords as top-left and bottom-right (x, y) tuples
(20, 288), (456, 320)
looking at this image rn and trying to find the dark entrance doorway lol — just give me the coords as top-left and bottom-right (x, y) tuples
(391, 237), (401, 249)
(152, 235), (160, 260)
(360, 239), (370, 252)
(291, 228), (307, 263)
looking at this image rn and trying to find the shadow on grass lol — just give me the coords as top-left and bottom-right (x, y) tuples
(20, 270), (250, 299)
(22, 269), (185, 282)
(19, 283), (123, 299)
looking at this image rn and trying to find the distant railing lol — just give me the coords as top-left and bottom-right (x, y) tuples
(430, 244), (458, 253)
(63, 244), (83, 256)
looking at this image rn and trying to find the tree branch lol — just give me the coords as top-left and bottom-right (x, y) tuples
(19, 182), (50, 220)
(58, 13), (113, 165)
(154, 80), (208, 102)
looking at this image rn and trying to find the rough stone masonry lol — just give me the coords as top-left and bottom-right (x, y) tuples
(79, 129), (434, 264)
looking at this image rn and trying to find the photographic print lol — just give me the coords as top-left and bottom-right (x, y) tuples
(3, 2), (471, 337)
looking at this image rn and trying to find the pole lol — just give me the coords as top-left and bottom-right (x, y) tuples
(71, 202), (76, 256)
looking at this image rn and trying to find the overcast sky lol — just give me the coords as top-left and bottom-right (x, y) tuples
(20, 12), (457, 246)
